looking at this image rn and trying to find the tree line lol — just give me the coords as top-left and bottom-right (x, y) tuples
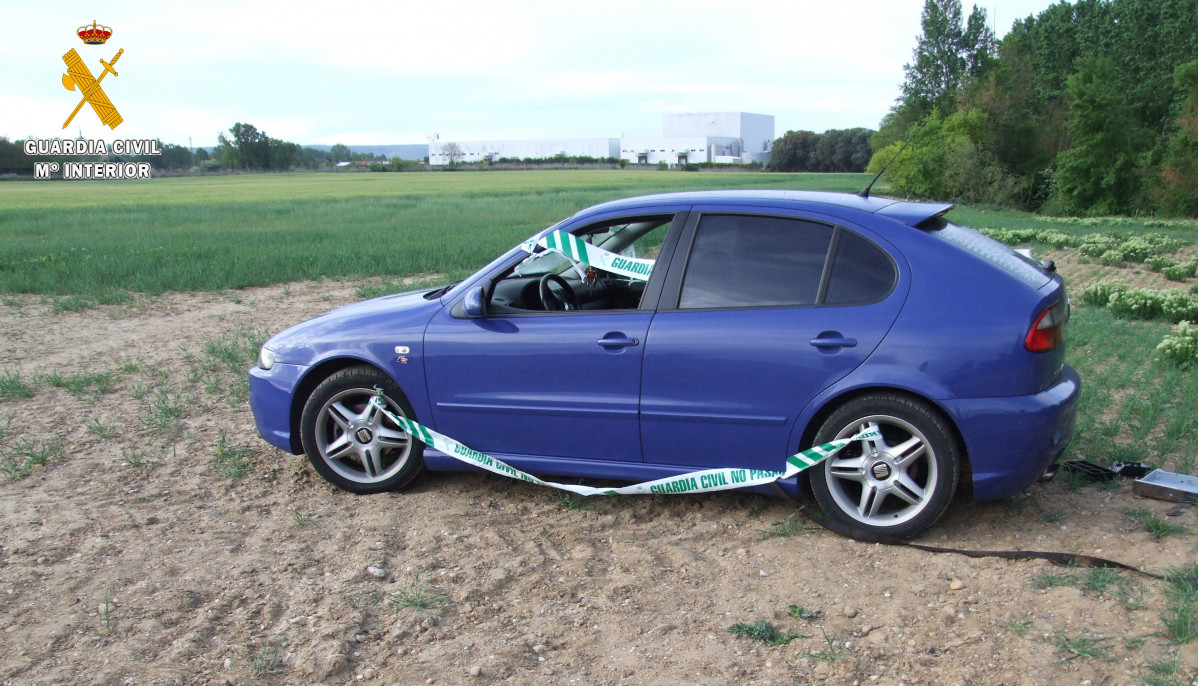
(0, 123), (411, 175)
(767, 128), (873, 173)
(872, 0), (1198, 216)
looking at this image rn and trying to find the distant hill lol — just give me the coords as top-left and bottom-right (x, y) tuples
(305, 144), (428, 161)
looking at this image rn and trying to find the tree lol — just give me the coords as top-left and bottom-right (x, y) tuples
(1051, 56), (1149, 215)
(900, 0), (997, 116)
(328, 143), (351, 163)
(1155, 59), (1198, 215)
(442, 142), (464, 168)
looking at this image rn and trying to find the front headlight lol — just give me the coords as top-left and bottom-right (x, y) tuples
(257, 346), (278, 370)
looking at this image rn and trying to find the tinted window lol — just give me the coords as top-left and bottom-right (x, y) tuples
(679, 215), (833, 309)
(931, 222), (1050, 288)
(824, 230), (897, 305)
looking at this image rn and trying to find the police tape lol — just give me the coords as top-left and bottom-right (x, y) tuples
(521, 230), (656, 282)
(368, 394), (879, 496)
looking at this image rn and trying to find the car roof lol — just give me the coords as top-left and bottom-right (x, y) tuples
(579, 190), (953, 228)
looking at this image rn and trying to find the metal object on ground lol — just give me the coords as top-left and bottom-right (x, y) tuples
(1133, 469), (1198, 503)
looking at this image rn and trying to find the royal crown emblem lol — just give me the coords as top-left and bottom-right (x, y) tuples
(77, 20), (112, 45)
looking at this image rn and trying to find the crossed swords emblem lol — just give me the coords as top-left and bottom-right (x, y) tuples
(61, 47), (124, 130)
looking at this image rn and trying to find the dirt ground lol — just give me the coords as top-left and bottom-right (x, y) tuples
(1, 280), (1195, 686)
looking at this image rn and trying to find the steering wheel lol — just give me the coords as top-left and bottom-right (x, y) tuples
(538, 273), (582, 311)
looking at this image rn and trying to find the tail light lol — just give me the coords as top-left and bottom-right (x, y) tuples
(1025, 301), (1067, 352)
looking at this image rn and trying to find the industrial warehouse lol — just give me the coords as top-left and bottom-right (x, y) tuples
(427, 111), (774, 166)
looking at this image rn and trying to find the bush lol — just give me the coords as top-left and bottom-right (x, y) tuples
(1157, 321), (1198, 368)
(1081, 280), (1127, 307)
(1162, 261), (1198, 281)
(1107, 288), (1165, 319)
(1162, 291), (1198, 323)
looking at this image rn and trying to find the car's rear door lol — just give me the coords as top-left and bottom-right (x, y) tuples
(639, 207), (908, 471)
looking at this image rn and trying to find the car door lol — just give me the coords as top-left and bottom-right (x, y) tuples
(423, 208), (688, 463)
(639, 208), (907, 471)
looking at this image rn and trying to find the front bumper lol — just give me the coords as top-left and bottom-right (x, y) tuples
(941, 364), (1080, 501)
(248, 363), (308, 454)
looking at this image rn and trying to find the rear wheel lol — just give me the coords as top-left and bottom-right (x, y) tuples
(809, 394), (960, 539)
(299, 365), (423, 494)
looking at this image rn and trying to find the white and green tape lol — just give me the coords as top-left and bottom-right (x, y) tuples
(369, 394), (878, 496)
(522, 230), (656, 282)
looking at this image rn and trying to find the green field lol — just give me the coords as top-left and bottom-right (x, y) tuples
(0, 170), (869, 296)
(1, 170), (1196, 474)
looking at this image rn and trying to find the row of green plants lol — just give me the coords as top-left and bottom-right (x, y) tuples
(980, 228), (1197, 279)
(1079, 282), (1198, 368)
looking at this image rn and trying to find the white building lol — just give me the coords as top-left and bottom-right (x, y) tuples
(620, 112), (774, 166)
(429, 138), (619, 165)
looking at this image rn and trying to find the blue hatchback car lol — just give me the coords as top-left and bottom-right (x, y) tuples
(249, 190), (1079, 538)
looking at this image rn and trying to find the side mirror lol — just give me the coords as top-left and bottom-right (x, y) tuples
(461, 286), (487, 318)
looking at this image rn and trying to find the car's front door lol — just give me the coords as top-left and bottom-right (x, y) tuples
(422, 209), (686, 463)
(639, 209), (907, 471)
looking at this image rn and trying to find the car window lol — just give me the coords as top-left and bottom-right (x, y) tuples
(490, 215), (674, 313)
(824, 229), (897, 305)
(679, 215), (833, 309)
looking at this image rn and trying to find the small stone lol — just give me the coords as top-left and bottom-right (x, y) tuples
(541, 667), (554, 676)
(362, 668), (375, 679)
(949, 579), (965, 591)
(843, 606), (859, 618)
(222, 658), (232, 669)
(144, 516), (159, 525)
(366, 566), (386, 579)
(468, 665), (482, 677)
(185, 438), (197, 445)
(532, 644), (548, 654)
(36, 556), (48, 565)
(736, 548), (748, 556)
(759, 569), (769, 577)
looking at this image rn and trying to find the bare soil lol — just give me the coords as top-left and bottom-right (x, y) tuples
(1, 281), (1195, 686)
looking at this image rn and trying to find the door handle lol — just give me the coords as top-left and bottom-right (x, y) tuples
(809, 334), (857, 349)
(597, 334), (640, 350)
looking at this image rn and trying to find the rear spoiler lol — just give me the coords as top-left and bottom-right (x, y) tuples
(873, 202), (954, 228)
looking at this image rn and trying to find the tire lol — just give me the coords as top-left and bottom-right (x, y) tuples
(808, 394), (960, 539)
(299, 365), (424, 494)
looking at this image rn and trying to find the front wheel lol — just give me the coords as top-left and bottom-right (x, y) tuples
(299, 365), (424, 494)
(809, 394), (960, 539)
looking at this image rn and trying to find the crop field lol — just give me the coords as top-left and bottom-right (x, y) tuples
(0, 170), (868, 298)
(1, 171), (1197, 684)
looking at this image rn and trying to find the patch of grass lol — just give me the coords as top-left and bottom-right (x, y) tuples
(293, 509), (310, 526)
(101, 589), (112, 630)
(0, 369), (34, 400)
(1125, 508), (1189, 541)
(214, 431), (251, 478)
(1000, 618), (1034, 637)
(804, 628), (846, 662)
(1043, 630), (1111, 661)
(757, 512), (814, 539)
(1032, 569), (1079, 590)
(727, 620), (805, 646)
(45, 370), (116, 397)
(141, 384), (187, 433)
(1162, 563), (1198, 644)
(0, 437), (64, 480)
(86, 419), (119, 439)
(250, 640), (283, 677)
(787, 605), (823, 622)
(389, 573), (447, 610)
(1138, 653), (1197, 686)
(556, 492), (592, 511)
(49, 294), (94, 313)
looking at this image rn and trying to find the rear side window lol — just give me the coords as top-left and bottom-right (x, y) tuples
(825, 230), (897, 305)
(679, 215), (833, 308)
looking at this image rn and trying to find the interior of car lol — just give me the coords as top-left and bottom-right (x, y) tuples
(485, 216), (672, 313)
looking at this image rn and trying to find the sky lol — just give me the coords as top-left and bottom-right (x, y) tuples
(2, 0), (1064, 148)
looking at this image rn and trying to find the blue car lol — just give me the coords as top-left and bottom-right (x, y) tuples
(249, 190), (1078, 538)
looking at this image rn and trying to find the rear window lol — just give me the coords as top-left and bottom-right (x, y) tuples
(931, 222), (1051, 288)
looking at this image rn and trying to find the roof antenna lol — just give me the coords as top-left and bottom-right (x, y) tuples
(858, 118), (929, 198)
